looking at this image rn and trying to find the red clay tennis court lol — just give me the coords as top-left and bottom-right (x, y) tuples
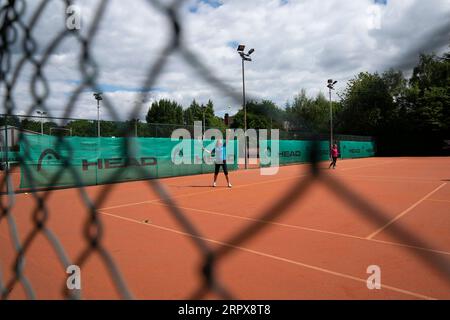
(1, 156), (450, 300)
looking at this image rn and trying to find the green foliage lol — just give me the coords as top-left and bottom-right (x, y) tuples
(338, 72), (395, 135)
(231, 100), (284, 130)
(20, 119), (41, 133)
(146, 99), (184, 125)
(338, 49), (450, 154)
(68, 120), (96, 137)
(183, 99), (223, 130)
(0, 115), (21, 127)
(285, 90), (336, 133)
(382, 68), (408, 101)
(3, 46), (448, 155)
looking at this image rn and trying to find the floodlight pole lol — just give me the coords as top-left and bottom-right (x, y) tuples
(241, 58), (247, 169)
(327, 80), (337, 152)
(94, 93), (103, 138)
(237, 45), (254, 170)
(36, 110), (47, 135)
(329, 87), (333, 149)
(202, 105), (206, 137)
(97, 99), (100, 137)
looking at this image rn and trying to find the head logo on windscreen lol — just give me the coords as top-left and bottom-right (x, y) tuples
(37, 148), (158, 172)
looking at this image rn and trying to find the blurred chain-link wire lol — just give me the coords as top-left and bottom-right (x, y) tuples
(1, 0), (449, 300)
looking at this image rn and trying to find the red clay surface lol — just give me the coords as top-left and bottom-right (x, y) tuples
(1, 157), (450, 300)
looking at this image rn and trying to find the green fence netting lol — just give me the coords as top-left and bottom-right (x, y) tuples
(19, 135), (375, 189)
(340, 141), (376, 159)
(1, 151), (20, 163)
(19, 135), (238, 189)
(259, 140), (376, 166)
(260, 140), (332, 166)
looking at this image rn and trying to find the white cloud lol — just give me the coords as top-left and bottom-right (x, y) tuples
(2, 0), (449, 121)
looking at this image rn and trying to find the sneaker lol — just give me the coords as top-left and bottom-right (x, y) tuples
(213, 182), (216, 187)
(228, 183), (232, 188)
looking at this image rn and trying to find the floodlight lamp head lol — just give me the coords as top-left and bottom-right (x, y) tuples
(93, 92), (103, 101)
(248, 48), (255, 55)
(237, 44), (245, 52)
(327, 79), (333, 84)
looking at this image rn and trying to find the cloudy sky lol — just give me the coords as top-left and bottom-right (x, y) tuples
(2, 0), (450, 122)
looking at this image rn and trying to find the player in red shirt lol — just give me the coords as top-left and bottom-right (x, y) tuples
(329, 143), (339, 169)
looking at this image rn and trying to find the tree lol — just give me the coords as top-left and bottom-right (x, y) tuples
(68, 120), (95, 137)
(0, 115), (21, 127)
(100, 121), (120, 137)
(338, 72), (395, 135)
(203, 99), (227, 131)
(382, 69), (407, 102)
(20, 118), (41, 133)
(231, 100), (285, 130)
(203, 100), (216, 127)
(183, 99), (203, 126)
(146, 99), (184, 125)
(182, 99), (227, 133)
(340, 48), (450, 155)
(285, 90), (336, 134)
(410, 53), (449, 95)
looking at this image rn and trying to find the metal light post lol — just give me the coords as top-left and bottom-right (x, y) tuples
(93, 92), (103, 137)
(327, 79), (338, 150)
(202, 105), (206, 137)
(36, 110), (47, 135)
(237, 45), (255, 170)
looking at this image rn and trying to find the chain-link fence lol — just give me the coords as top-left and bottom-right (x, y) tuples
(0, 113), (226, 138)
(0, 114), (376, 140)
(1, 0), (449, 300)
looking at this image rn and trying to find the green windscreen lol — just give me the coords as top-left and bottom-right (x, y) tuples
(0, 151), (20, 163)
(19, 135), (375, 189)
(259, 140), (376, 166)
(260, 140), (331, 166)
(19, 135), (238, 189)
(340, 141), (376, 159)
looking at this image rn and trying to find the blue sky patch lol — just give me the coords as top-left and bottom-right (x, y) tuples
(189, 0), (223, 13)
(227, 40), (240, 49)
(66, 80), (166, 93)
(374, 0), (387, 5)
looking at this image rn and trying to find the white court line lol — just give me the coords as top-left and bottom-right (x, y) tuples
(100, 158), (400, 211)
(333, 174), (440, 183)
(98, 159), (450, 256)
(366, 183), (448, 240)
(149, 202), (450, 257)
(99, 172), (311, 211)
(98, 210), (437, 300)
